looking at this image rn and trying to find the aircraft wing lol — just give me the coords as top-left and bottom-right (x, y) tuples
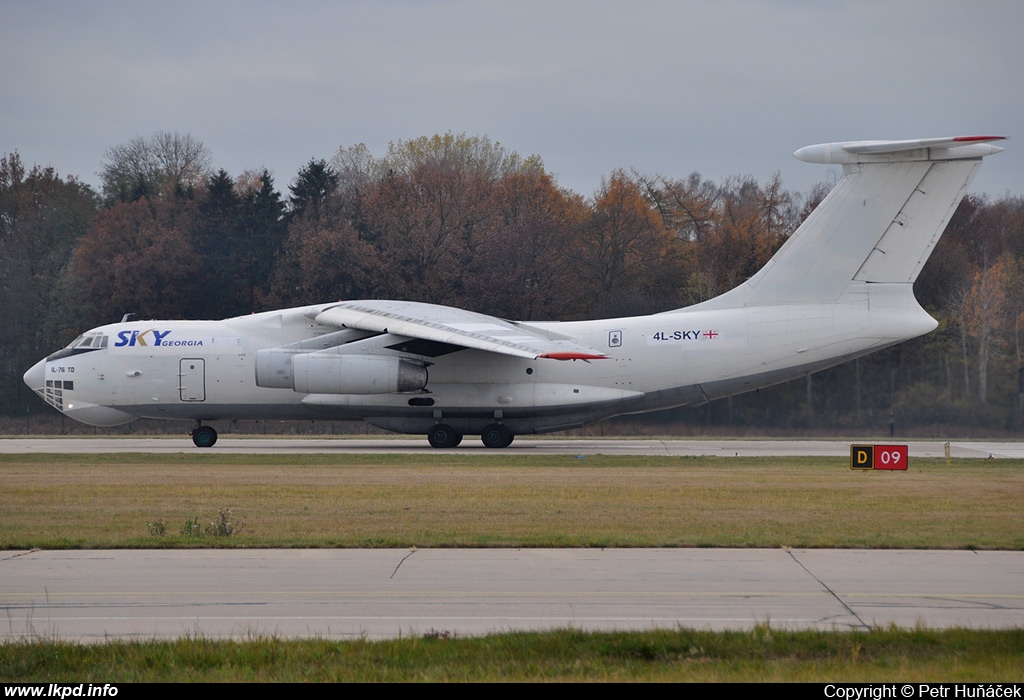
(314, 300), (606, 361)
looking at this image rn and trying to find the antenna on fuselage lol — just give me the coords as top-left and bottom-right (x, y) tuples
(120, 313), (135, 323)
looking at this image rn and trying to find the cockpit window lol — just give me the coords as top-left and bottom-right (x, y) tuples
(70, 332), (108, 349)
(49, 332), (108, 361)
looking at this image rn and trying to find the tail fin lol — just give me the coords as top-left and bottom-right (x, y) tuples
(695, 136), (1004, 309)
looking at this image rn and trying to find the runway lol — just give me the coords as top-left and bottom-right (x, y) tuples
(2, 436), (1024, 457)
(3, 548), (1022, 642)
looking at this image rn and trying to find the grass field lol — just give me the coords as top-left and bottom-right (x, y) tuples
(4, 627), (1024, 682)
(1, 453), (1022, 549)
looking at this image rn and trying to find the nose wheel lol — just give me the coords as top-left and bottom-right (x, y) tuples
(191, 423), (218, 448)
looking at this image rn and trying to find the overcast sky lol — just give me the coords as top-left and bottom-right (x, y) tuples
(4, 0), (1021, 200)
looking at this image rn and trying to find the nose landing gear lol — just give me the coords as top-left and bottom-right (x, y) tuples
(191, 423), (218, 448)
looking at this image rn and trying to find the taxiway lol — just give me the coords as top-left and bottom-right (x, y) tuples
(4, 548), (1022, 642)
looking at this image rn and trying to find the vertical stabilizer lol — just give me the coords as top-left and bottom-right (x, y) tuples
(692, 136), (1004, 310)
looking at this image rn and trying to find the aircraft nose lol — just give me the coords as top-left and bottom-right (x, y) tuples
(23, 358), (46, 392)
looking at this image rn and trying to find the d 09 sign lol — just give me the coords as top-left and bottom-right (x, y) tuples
(850, 444), (908, 471)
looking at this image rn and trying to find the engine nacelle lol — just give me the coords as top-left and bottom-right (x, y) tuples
(255, 349), (301, 389)
(288, 353), (428, 394)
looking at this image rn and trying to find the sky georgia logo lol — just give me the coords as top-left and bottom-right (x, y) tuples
(114, 329), (204, 347)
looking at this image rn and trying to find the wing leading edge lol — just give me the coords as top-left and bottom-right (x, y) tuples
(314, 300), (606, 361)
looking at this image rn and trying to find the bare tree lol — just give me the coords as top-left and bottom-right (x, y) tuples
(100, 131), (212, 204)
(381, 132), (543, 180)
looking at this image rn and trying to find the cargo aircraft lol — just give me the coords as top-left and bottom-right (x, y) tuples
(24, 136), (1005, 448)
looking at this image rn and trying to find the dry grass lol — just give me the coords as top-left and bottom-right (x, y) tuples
(1, 453), (1022, 549)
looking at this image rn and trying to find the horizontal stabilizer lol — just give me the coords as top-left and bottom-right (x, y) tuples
(795, 135), (1005, 164)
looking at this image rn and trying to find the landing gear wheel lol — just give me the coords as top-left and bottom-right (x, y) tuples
(191, 425), (218, 448)
(481, 423), (513, 448)
(427, 424), (461, 449)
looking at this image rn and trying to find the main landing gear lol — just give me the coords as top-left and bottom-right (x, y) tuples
(426, 423), (514, 449)
(480, 423), (514, 448)
(191, 422), (218, 448)
(427, 423), (462, 448)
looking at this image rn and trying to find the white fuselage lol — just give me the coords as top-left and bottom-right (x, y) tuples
(24, 283), (935, 436)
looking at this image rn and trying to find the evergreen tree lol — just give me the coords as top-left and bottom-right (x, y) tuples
(288, 159), (338, 221)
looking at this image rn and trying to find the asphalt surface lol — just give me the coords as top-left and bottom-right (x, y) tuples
(4, 548), (1022, 642)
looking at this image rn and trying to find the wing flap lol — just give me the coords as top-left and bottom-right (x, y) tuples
(315, 301), (606, 361)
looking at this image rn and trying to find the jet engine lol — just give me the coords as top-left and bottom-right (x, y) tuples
(256, 350), (427, 394)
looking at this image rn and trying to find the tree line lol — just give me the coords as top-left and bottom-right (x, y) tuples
(2, 131), (1023, 434)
